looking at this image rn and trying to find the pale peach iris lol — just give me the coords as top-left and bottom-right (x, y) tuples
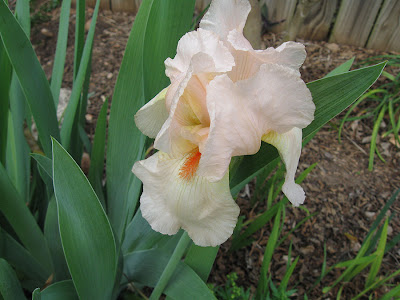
(132, 0), (315, 247)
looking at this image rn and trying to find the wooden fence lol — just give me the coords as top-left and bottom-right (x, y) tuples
(79, 0), (400, 52)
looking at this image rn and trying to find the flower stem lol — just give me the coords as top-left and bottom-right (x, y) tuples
(150, 232), (192, 300)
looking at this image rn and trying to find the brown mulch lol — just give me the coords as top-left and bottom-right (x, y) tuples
(31, 6), (400, 299)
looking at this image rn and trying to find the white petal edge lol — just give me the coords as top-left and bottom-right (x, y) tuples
(155, 69), (197, 155)
(134, 87), (169, 138)
(262, 128), (305, 206)
(165, 28), (235, 83)
(227, 29), (307, 79)
(132, 151), (240, 247)
(200, 0), (251, 41)
(197, 64), (315, 182)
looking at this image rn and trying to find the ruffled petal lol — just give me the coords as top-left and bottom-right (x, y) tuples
(165, 28), (235, 83)
(227, 30), (307, 80)
(132, 151), (240, 247)
(155, 70), (212, 156)
(157, 28), (235, 156)
(134, 87), (169, 138)
(200, 0), (251, 41)
(198, 64), (314, 181)
(262, 128), (305, 206)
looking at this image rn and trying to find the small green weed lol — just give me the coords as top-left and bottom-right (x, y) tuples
(210, 273), (252, 300)
(31, 0), (62, 25)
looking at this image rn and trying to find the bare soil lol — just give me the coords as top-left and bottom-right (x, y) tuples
(31, 6), (400, 299)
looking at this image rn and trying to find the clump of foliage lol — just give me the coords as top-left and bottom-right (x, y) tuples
(210, 273), (251, 300)
(339, 55), (400, 170)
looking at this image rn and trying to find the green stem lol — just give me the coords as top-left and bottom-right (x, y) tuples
(150, 232), (192, 299)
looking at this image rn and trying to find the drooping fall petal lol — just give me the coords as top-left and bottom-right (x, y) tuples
(197, 64), (315, 182)
(262, 128), (305, 206)
(132, 151), (240, 247)
(134, 87), (169, 138)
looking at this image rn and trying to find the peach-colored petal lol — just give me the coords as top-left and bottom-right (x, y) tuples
(198, 64), (314, 181)
(155, 72), (215, 156)
(155, 70), (204, 156)
(200, 0), (251, 41)
(157, 28), (235, 156)
(165, 28), (234, 83)
(262, 128), (305, 206)
(227, 29), (307, 81)
(134, 87), (168, 138)
(132, 151), (240, 247)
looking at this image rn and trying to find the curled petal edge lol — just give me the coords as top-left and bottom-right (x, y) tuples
(262, 127), (305, 206)
(132, 151), (240, 247)
(200, 0), (251, 41)
(134, 87), (169, 138)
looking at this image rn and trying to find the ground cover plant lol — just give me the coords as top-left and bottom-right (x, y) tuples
(0, 0), (398, 299)
(338, 54), (400, 171)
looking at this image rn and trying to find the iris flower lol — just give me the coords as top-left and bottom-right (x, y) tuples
(132, 0), (315, 247)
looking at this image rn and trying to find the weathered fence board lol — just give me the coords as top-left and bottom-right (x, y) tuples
(110, 0), (141, 13)
(329, 0), (383, 47)
(195, 0), (211, 12)
(87, 0), (110, 10)
(262, 0), (297, 33)
(297, 0), (337, 40)
(73, 0), (400, 52)
(367, 0), (400, 51)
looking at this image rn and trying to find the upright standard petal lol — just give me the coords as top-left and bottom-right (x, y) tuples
(198, 64), (315, 181)
(262, 128), (305, 206)
(157, 28), (235, 156)
(200, 0), (251, 41)
(132, 151), (240, 247)
(227, 29), (307, 81)
(155, 70), (213, 156)
(165, 29), (235, 83)
(134, 87), (169, 138)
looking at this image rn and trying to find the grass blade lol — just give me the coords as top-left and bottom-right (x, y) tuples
(368, 105), (386, 170)
(60, 0), (100, 151)
(88, 99), (108, 207)
(280, 256), (299, 292)
(380, 284), (400, 300)
(14, 0), (30, 35)
(50, 0), (71, 106)
(325, 57), (355, 78)
(256, 204), (282, 298)
(386, 232), (400, 253)
(338, 89), (386, 143)
(231, 201), (282, 251)
(73, 0), (85, 80)
(365, 219), (388, 287)
(365, 188), (400, 252)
